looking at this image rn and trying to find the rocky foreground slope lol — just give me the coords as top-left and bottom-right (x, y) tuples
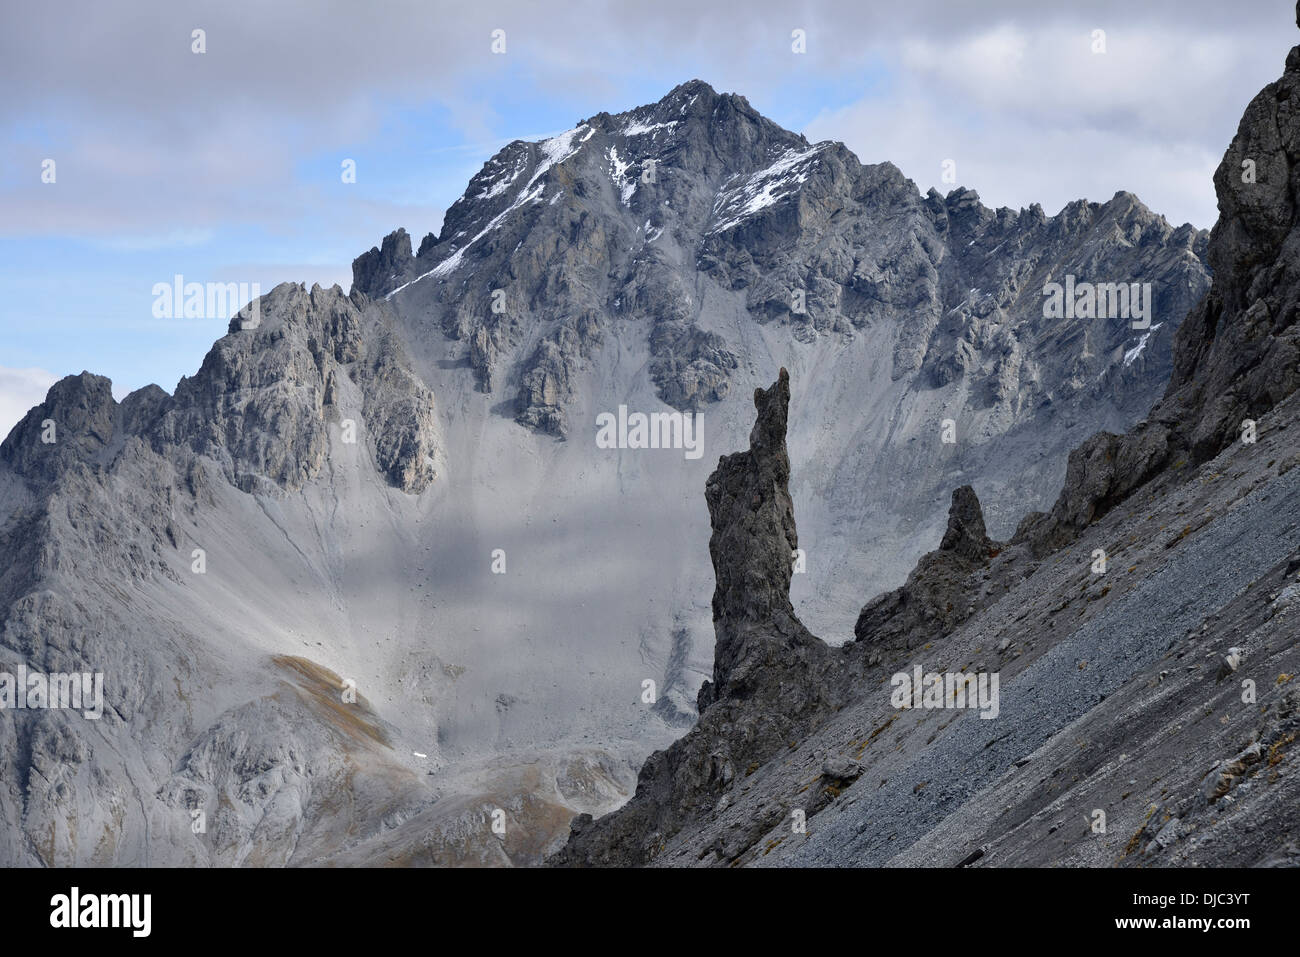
(0, 79), (1208, 864)
(551, 36), (1300, 869)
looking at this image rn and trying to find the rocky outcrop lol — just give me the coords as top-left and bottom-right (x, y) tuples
(352, 228), (415, 300)
(354, 320), (443, 493)
(648, 323), (737, 411)
(938, 485), (995, 561)
(853, 485), (1003, 650)
(551, 371), (840, 865)
(141, 282), (441, 494)
(0, 372), (117, 488)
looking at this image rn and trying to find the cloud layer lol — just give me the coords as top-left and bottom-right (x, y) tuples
(3, 0), (1295, 237)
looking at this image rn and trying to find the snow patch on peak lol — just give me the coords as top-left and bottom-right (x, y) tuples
(386, 126), (591, 298)
(624, 118), (678, 137)
(527, 124), (590, 190)
(708, 143), (828, 234)
(607, 146), (636, 205)
(476, 156), (525, 201)
(387, 181), (547, 298)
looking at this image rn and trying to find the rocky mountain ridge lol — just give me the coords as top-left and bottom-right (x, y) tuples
(357, 79), (1208, 440)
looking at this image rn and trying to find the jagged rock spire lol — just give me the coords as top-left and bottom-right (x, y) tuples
(553, 369), (837, 866)
(352, 228), (414, 299)
(702, 368), (823, 700)
(939, 485), (995, 562)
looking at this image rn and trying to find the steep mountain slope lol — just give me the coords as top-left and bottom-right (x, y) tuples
(0, 83), (1206, 865)
(363, 80), (1208, 642)
(552, 37), (1300, 869)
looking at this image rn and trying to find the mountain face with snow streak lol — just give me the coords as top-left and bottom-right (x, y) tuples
(0, 81), (1207, 865)
(360, 80), (1207, 437)
(359, 78), (1209, 645)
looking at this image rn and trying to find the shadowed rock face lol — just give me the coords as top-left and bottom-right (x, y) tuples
(939, 485), (994, 562)
(702, 368), (824, 706)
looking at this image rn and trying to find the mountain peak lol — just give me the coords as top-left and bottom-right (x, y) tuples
(0, 371), (117, 485)
(346, 78), (1207, 456)
(655, 78), (719, 108)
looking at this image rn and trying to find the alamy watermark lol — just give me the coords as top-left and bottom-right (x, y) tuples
(595, 405), (703, 460)
(0, 664), (104, 719)
(50, 887), (150, 937)
(152, 275), (261, 327)
(1043, 275), (1153, 329)
(890, 664), (1000, 719)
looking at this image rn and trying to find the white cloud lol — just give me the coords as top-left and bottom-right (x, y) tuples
(0, 1), (1294, 238)
(805, 22), (1273, 227)
(0, 367), (58, 441)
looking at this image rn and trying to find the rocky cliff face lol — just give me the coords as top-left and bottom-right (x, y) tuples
(4, 283), (442, 499)
(551, 32), (1300, 870)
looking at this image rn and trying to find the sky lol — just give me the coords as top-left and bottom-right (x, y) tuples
(2, 0), (1296, 436)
